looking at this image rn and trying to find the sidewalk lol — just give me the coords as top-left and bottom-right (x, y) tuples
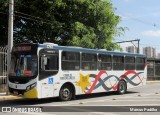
(146, 80), (160, 84)
(0, 93), (21, 101)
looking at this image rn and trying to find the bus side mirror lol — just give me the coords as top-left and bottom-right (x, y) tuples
(41, 55), (48, 70)
(43, 57), (48, 65)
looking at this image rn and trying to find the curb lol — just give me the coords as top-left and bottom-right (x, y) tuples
(146, 81), (160, 84)
(0, 95), (22, 101)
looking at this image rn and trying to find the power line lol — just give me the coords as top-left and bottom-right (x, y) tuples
(116, 39), (140, 53)
(0, 10), (55, 25)
(15, 14), (54, 25)
(14, 11), (54, 24)
(117, 11), (160, 29)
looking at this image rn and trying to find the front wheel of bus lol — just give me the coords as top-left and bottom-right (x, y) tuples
(59, 85), (73, 101)
(117, 80), (127, 95)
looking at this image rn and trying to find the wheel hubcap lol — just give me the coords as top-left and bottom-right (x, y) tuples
(62, 88), (70, 98)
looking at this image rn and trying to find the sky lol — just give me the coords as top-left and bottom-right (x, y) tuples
(111, 0), (160, 54)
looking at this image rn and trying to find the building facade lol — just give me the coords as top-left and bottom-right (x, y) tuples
(126, 46), (137, 53)
(157, 53), (160, 59)
(143, 47), (156, 58)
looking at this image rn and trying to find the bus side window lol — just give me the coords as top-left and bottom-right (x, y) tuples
(125, 56), (135, 70)
(98, 54), (112, 70)
(62, 51), (80, 70)
(113, 56), (124, 70)
(81, 53), (97, 70)
(41, 55), (58, 71)
(136, 57), (145, 70)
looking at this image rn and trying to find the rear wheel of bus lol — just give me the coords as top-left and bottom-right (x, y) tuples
(59, 85), (74, 101)
(117, 80), (127, 95)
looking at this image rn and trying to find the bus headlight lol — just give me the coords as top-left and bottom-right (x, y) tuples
(26, 83), (36, 91)
(26, 86), (31, 91)
(31, 83), (36, 89)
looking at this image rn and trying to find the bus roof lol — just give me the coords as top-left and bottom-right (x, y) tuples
(38, 44), (145, 57)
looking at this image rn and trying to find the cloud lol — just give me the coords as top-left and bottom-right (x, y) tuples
(142, 30), (160, 37)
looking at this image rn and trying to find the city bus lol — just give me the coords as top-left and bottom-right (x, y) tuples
(8, 43), (147, 101)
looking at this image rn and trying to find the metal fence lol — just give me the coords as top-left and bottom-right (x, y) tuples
(0, 46), (7, 93)
(147, 59), (160, 80)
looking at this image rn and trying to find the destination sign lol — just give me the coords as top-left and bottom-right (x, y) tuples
(12, 43), (38, 54)
(13, 46), (31, 52)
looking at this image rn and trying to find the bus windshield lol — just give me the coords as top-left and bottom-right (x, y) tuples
(9, 54), (38, 77)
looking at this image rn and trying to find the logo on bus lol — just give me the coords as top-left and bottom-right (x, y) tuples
(48, 78), (54, 84)
(60, 74), (75, 80)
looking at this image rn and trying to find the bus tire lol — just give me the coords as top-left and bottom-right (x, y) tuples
(59, 85), (73, 101)
(117, 80), (127, 95)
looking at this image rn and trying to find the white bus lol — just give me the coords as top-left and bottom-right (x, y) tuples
(8, 43), (147, 101)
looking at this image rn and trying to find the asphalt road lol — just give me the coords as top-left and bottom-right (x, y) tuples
(0, 83), (160, 115)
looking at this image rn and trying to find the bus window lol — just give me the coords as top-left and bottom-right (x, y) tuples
(98, 54), (112, 70)
(113, 56), (124, 70)
(125, 56), (135, 70)
(82, 53), (97, 70)
(9, 55), (38, 77)
(41, 54), (58, 71)
(136, 57), (145, 70)
(62, 51), (80, 70)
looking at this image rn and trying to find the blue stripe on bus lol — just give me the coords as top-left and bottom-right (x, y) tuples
(38, 44), (145, 57)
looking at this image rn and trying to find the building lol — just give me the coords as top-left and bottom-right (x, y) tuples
(157, 53), (160, 59)
(143, 47), (156, 58)
(126, 46), (137, 54)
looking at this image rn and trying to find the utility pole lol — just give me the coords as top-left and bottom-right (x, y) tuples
(7, 0), (14, 95)
(117, 39), (140, 54)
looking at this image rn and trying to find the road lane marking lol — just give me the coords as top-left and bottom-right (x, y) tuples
(20, 112), (56, 115)
(89, 112), (120, 115)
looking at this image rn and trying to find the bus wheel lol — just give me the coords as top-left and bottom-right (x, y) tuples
(117, 80), (127, 95)
(59, 85), (73, 101)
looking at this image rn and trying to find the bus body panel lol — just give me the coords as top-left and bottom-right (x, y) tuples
(36, 69), (147, 99)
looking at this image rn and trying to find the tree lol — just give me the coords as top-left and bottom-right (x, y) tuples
(0, 0), (124, 50)
(0, 0), (8, 46)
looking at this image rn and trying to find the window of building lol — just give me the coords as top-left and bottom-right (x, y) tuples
(62, 51), (80, 70)
(98, 54), (112, 70)
(125, 56), (135, 70)
(82, 53), (97, 70)
(113, 55), (124, 70)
